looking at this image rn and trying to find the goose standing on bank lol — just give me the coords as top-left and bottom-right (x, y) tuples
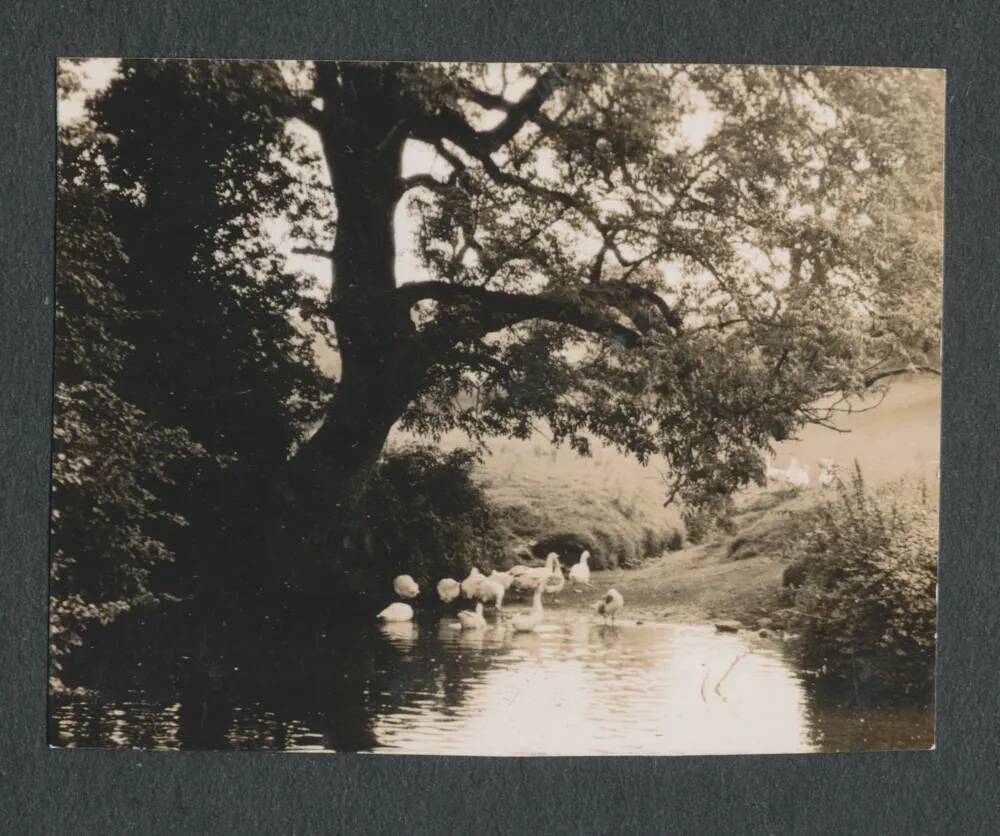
(377, 602), (414, 622)
(437, 578), (461, 603)
(511, 582), (546, 633)
(569, 551), (591, 590)
(393, 574), (420, 599)
(785, 458), (811, 490)
(457, 602), (488, 630)
(595, 589), (624, 625)
(818, 458), (839, 489)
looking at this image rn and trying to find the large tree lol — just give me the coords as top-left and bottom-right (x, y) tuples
(56, 61), (943, 610)
(277, 62), (942, 551)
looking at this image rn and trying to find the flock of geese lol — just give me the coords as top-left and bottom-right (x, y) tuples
(766, 457), (841, 490)
(376, 550), (625, 633)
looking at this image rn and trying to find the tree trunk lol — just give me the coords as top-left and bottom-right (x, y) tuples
(281, 64), (427, 565)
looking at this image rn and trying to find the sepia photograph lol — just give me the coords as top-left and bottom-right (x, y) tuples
(50, 58), (943, 756)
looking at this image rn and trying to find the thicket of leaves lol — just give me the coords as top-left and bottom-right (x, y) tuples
(391, 64), (944, 513)
(338, 445), (512, 607)
(90, 59), (334, 470)
(51, 60), (336, 680)
(51, 115), (208, 686)
(783, 466), (938, 694)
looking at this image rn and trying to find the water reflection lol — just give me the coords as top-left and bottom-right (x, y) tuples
(51, 612), (933, 755)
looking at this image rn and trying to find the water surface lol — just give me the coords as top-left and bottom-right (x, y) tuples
(51, 612), (933, 755)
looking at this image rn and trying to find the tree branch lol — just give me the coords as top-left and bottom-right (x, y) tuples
(863, 365), (941, 387)
(292, 246), (334, 258)
(395, 281), (644, 348)
(411, 69), (562, 157)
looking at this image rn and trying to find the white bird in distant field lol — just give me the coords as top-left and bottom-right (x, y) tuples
(818, 458), (839, 489)
(511, 583), (546, 633)
(393, 574), (420, 599)
(461, 567), (484, 599)
(457, 602), (487, 630)
(437, 578), (461, 603)
(377, 602), (414, 622)
(476, 577), (506, 611)
(595, 589), (624, 625)
(766, 464), (788, 483)
(569, 551), (591, 589)
(785, 458), (811, 490)
(488, 569), (514, 591)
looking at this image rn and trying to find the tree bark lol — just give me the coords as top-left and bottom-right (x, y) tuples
(284, 64), (426, 554)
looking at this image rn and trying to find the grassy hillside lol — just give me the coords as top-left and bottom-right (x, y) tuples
(392, 373), (940, 572)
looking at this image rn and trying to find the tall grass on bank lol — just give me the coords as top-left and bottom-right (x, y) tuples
(784, 465), (938, 694)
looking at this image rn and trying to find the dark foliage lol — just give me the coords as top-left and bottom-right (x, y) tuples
(783, 466), (938, 694)
(335, 445), (513, 608)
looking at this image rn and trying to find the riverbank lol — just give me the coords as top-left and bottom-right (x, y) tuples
(508, 490), (796, 632)
(482, 373), (941, 632)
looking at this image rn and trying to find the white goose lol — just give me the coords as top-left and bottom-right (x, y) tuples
(595, 589), (624, 625)
(457, 602), (487, 630)
(511, 583), (545, 633)
(377, 602), (414, 622)
(461, 567), (484, 599)
(393, 574), (420, 599)
(437, 578), (461, 603)
(476, 577), (506, 611)
(511, 554), (559, 592)
(543, 561), (565, 596)
(785, 458), (811, 490)
(766, 463), (788, 483)
(488, 569), (514, 591)
(568, 551), (591, 589)
(818, 458), (839, 489)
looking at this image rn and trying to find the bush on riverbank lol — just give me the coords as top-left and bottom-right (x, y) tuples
(343, 445), (513, 603)
(783, 465), (938, 694)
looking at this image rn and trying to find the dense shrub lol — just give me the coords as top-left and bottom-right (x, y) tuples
(784, 465), (938, 694)
(681, 494), (736, 545)
(341, 445), (513, 605)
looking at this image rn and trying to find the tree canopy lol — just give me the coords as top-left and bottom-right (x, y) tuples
(285, 62), (942, 508)
(52, 60), (944, 632)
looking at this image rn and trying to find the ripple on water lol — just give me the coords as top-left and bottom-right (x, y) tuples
(51, 615), (933, 755)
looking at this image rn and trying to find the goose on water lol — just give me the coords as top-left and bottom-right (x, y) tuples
(377, 602), (414, 622)
(511, 583), (545, 633)
(437, 578), (461, 603)
(393, 574), (420, 599)
(457, 602), (488, 630)
(595, 589), (624, 625)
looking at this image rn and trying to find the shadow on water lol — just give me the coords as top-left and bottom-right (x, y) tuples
(50, 603), (504, 753)
(50, 605), (934, 755)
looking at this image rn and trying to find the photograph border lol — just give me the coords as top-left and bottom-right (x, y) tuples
(3, 1), (998, 832)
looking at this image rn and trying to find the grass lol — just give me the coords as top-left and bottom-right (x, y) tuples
(392, 373), (941, 580)
(394, 431), (684, 570)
